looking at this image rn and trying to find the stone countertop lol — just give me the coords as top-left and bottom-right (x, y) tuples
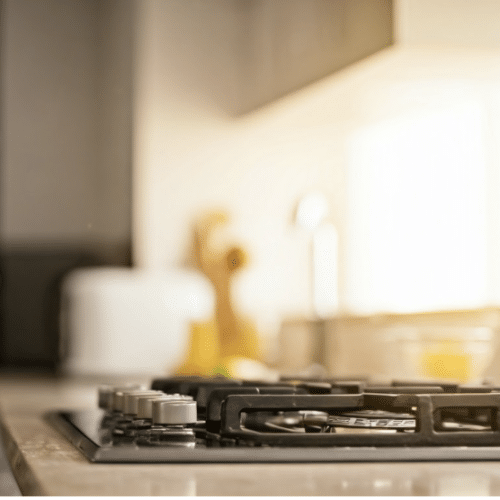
(2, 375), (500, 496)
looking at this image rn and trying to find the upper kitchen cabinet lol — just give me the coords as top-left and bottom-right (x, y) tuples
(234, 0), (393, 115)
(158, 0), (393, 116)
(185, 0), (393, 115)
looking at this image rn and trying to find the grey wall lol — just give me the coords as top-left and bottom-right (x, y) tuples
(0, 0), (133, 370)
(0, 0), (132, 262)
(95, 0), (133, 263)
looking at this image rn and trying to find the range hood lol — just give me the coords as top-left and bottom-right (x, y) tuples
(192, 0), (393, 115)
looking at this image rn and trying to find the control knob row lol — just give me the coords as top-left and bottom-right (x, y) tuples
(98, 384), (146, 411)
(97, 385), (197, 425)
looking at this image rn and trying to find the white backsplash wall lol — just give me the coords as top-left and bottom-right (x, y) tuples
(132, 0), (350, 352)
(132, 0), (500, 358)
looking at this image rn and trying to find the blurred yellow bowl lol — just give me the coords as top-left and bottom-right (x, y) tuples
(383, 326), (495, 383)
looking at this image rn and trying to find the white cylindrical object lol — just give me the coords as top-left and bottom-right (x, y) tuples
(152, 400), (197, 425)
(62, 268), (215, 376)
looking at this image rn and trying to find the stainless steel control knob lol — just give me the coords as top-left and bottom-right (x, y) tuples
(98, 386), (114, 410)
(98, 384), (144, 411)
(123, 390), (163, 416)
(137, 394), (193, 420)
(112, 391), (127, 412)
(152, 400), (197, 426)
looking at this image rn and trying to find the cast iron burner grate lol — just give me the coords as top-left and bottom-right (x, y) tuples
(45, 376), (500, 463)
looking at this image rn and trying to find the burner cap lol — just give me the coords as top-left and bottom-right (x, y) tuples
(328, 410), (415, 429)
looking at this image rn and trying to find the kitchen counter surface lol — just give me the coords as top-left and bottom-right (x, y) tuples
(3, 375), (500, 496)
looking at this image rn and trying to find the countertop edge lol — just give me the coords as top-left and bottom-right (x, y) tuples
(0, 410), (46, 495)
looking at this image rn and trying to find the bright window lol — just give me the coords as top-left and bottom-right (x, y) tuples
(345, 101), (489, 313)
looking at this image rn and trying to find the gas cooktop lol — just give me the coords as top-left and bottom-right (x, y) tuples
(46, 376), (500, 463)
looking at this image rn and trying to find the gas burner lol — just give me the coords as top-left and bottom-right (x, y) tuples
(46, 376), (500, 463)
(327, 410), (416, 430)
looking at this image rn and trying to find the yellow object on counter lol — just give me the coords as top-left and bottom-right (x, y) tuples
(212, 355), (278, 381)
(175, 320), (219, 376)
(174, 210), (263, 379)
(421, 341), (470, 382)
(175, 317), (264, 378)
